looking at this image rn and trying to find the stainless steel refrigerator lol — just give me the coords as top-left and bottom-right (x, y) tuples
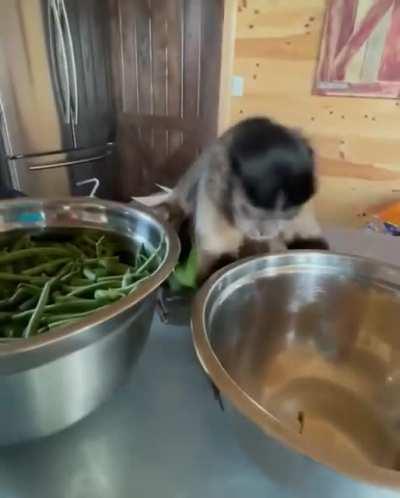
(0, 0), (116, 198)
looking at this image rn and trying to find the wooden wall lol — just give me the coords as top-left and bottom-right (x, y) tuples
(231, 0), (400, 227)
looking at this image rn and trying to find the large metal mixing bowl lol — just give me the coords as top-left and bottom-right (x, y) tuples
(192, 252), (400, 490)
(0, 198), (179, 445)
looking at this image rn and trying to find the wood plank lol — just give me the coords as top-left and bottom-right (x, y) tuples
(235, 33), (320, 60)
(154, 134), (200, 187)
(199, 0), (224, 142)
(183, 0), (202, 119)
(135, 0), (153, 147)
(112, 0), (223, 199)
(119, 113), (205, 133)
(319, 156), (400, 182)
(231, 94), (400, 138)
(120, 0), (139, 113)
(165, 0), (183, 154)
(116, 117), (155, 198)
(150, 0), (168, 164)
(316, 177), (400, 227)
(236, 2), (322, 38)
(218, 0), (238, 132)
(108, 0), (123, 112)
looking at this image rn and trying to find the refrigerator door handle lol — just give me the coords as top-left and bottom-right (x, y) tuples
(0, 95), (20, 189)
(28, 153), (110, 171)
(75, 178), (100, 198)
(60, 0), (79, 128)
(48, 0), (71, 124)
(0, 95), (13, 157)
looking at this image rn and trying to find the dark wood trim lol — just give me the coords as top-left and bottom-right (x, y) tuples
(119, 113), (206, 134)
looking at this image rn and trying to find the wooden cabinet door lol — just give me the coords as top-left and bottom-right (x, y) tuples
(109, 0), (224, 199)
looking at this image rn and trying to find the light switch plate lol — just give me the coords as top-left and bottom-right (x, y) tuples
(231, 76), (244, 96)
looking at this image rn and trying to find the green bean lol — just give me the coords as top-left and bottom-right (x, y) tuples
(3, 325), (16, 338)
(65, 243), (84, 258)
(47, 318), (81, 330)
(94, 289), (125, 301)
(1, 231), (159, 338)
(70, 277), (92, 286)
(22, 257), (71, 276)
(95, 280), (144, 300)
(94, 268), (108, 279)
(127, 276), (149, 294)
(48, 298), (108, 312)
(133, 241), (163, 276)
(82, 235), (97, 247)
(58, 260), (75, 273)
(0, 287), (29, 310)
(23, 278), (54, 338)
(73, 242), (92, 258)
(13, 297), (108, 320)
(122, 268), (131, 288)
(135, 244), (143, 267)
(102, 243), (115, 258)
(84, 256), (118, 266)
(0, 247), (72, 265)
(18, 284), (42, 296)
(64, 280), (123, 298)
(60, 266), (81, 283)
(2, 320), (25, 338)
(83, 267), (97, 282)
(1, 263), (14, 274)
(19, 296), (38, 311)
(44, 310), (94, 324)
(97, 275), (123, 284)
(98, 259), (129, 275)
(12, 235), (32, 251)
(37, 326), (49, 335)
(96, 235), (105, 258)
(0, 312), (13, 322)
(0, 273), (48, 284)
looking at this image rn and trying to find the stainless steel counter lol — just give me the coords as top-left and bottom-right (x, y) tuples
(0, 228), (399, 498)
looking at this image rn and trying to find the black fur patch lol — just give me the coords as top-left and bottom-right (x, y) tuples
(287, 238), (330, 250)
(177, 218), (193, 262)
(228, 117), (315, 211)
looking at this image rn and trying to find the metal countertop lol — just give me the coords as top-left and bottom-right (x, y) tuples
(0, 228), (399, 498)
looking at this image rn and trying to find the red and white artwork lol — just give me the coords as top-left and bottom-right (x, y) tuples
(314, 0), (400, 98)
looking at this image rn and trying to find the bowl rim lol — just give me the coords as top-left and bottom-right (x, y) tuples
(191, 250), (400, 490)
(0, 197), (180, 358)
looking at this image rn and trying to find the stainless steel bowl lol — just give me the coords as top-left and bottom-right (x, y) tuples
(0, 198), (179, 445)
(192, 252), (400, 491)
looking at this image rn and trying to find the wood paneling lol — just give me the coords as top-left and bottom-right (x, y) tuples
(109, 0), (223, 199)
(231, 0), (400, 227)
(218, 0), (239, 132)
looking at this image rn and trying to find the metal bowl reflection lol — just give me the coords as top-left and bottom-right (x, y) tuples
(0, 198), (179, 445)
(192, 252), (400, 490)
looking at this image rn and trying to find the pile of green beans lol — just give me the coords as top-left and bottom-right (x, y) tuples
(0, 231), (162, 339)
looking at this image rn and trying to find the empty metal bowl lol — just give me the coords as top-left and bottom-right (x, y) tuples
(0, 198), (179, 445)
(192, 252), (400, 491)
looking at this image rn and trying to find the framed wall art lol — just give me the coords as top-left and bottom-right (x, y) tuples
(314, 0), (400, 98)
